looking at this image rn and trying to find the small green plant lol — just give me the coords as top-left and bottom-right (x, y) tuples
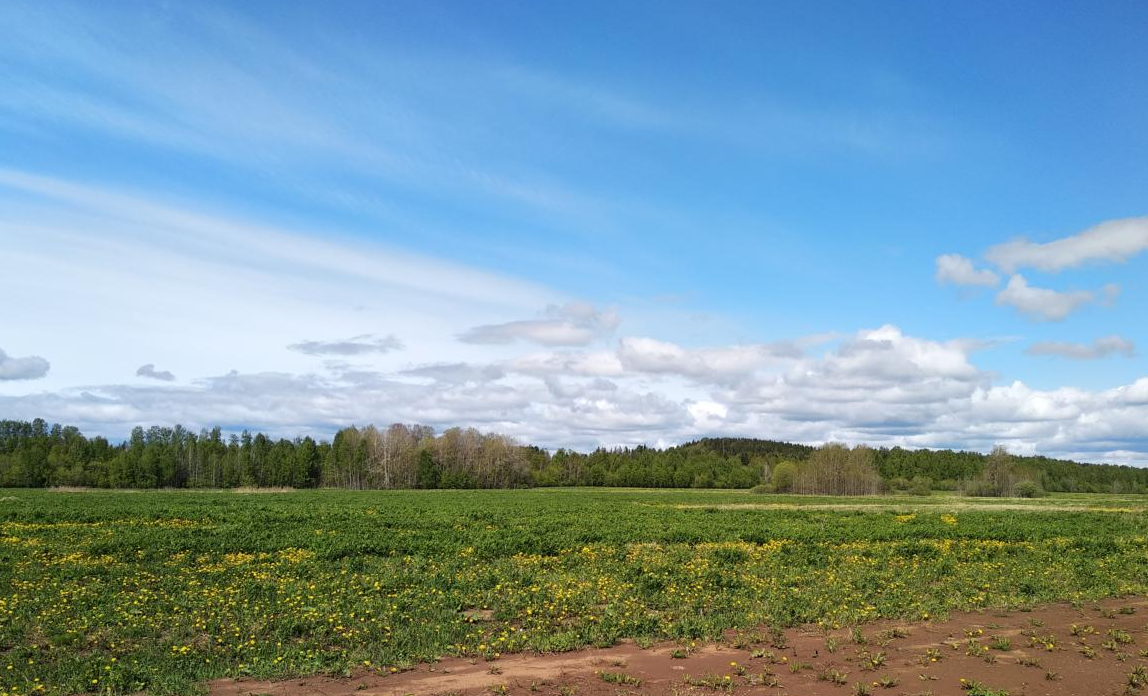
(860, 651), (887, 670)
(683, 674), (733, 691)
(818, 669), (849, 685)
(1129, 665), (1148, 690)
(988, 636), (1011, 650)
(959, 679), (1009, 696)
(1028, 633), (1057, 651)
(1110, 629), (1135, 645)
(744, 672), (780, 687)
(597, 671), (641, 686)
(769, 626), (789, 649)
(853, 682), (872, 696)
(730, 629), (764, 649)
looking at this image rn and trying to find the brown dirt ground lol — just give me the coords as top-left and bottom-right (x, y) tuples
(211, 596), (1148, 696)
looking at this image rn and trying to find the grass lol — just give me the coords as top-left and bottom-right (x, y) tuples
(4, 488), (1148, 694)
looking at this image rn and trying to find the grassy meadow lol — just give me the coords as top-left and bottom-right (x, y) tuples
(3, 488), (1148, 694)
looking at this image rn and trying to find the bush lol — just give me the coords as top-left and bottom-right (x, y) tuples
(1014, 480), (1047, 498)
(962, 479), (998, 497)
(888, 477), (910, 491)
(749, 484), (771, 495)
(907, 476), (932, 496)
(772, 460), (799, 493)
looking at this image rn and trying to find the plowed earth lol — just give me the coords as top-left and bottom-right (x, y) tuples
(212, 596), (1148, 696)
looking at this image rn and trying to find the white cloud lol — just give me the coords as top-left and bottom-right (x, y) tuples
(935, 253), (999, 287)
(459, 303), (619, 346)
(617, 337), (802, 381)
(503, 350), (625, 378)
(985, 216), (1148, 273)
(288, 334), (403, 356)
(5, 324), (1148, 462)
(0, 347), (50, 380)
(400, 362), (506, 384)
(994, 274), (1116, 321)
(135, 364), (176, 381)
(688, 400), (729, 428)
(1026, 335), (1136, 360)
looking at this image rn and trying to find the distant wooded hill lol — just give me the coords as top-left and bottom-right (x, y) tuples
(1, 419), (1144, 493)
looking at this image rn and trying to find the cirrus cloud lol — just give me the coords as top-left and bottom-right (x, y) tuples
(459, 302), (619, 346)
(288, 334), (404, 356)
(1026, 335), (1136, 360)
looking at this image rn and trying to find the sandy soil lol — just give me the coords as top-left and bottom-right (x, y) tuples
(211, 596), (1148, 696)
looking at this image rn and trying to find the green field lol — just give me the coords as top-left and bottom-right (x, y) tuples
(4, 488), (1148, 695)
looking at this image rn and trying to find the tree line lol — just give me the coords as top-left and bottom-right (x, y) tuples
(1, 419), (1146, 494)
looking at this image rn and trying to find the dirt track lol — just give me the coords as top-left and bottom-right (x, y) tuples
(212, 597), (1148, 696)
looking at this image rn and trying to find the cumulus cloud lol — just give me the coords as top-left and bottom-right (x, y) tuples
(994, 275), (1116, 321)
(288, 334), (404, 356)
(135, 363), (176, 381)
(459, 302), (619, 346)
(986, 216), (1148, 273)
(935, 253), (999, 287)
(0, 347), (50, 380)
(806, 324), (981, 383)
(617, 337), (802, 381)
(503, 350), (625, 377)
(1026, 335), (1136, 360)
(5, 324), (1148, 462)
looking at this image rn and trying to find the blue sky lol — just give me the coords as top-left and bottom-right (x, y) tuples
(2, 0), (1147, 462)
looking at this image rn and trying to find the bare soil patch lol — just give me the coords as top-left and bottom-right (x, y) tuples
(211, 596), (1148, 696)
(669, 502), (1144, 513)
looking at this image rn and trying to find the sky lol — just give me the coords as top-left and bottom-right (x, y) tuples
(2, 1), (1147, 463)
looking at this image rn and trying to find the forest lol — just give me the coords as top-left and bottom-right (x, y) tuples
(1, 418), (1146, 494)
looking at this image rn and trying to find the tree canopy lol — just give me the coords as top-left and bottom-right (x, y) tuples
(1, 419), (1145, 493)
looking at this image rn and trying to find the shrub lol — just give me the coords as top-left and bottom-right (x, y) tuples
(888, 477), (910, 492)
(1014, 480), (1047, 498)
(907, 476), (932, 496)
(771, 460), (799, 493)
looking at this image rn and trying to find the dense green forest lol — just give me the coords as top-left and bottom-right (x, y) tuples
(1, 419), (1146, 493)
